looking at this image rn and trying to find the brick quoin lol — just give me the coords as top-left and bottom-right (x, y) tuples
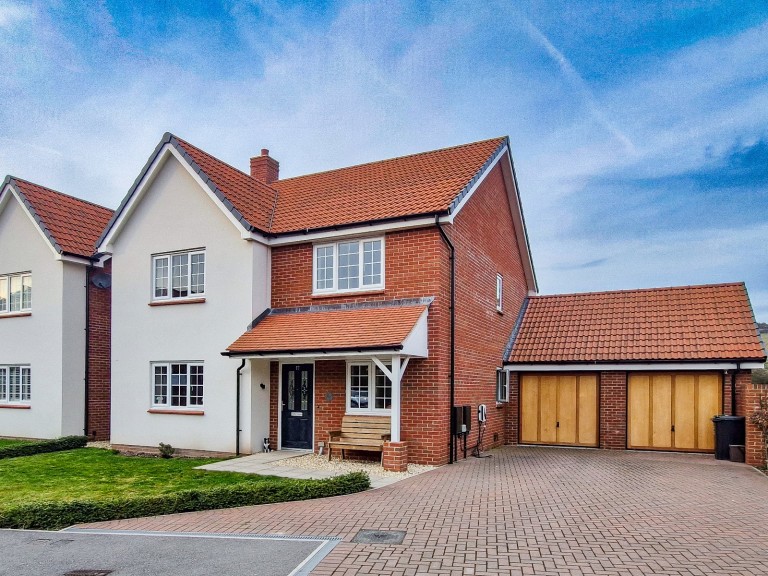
(268, 161), (528, 466)
(599, 371), (627, 449)
(86, 258), (111, 440)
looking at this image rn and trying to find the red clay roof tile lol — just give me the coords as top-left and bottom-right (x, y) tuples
(172, 135), (505, 234)
(227, 305), (427, 354)
(508, 283), (766, 363)
(10, 178), (113, 259)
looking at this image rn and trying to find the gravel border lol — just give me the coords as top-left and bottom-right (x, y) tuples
(273, 453), (435, 480)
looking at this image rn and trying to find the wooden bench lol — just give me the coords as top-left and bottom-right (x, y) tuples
(328, 415), (391, 462)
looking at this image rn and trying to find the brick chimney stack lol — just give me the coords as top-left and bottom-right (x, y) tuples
(250, 149), (279, 184)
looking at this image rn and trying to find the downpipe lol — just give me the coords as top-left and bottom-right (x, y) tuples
(236, 359), (246, 455)
(436, 216), (456, 464)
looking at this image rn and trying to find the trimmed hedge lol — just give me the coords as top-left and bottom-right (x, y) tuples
(0, 471), (370, 530)
(0, 435), (87, 460)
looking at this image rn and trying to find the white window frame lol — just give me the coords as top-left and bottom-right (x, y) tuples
(313, 237), (385, 295)
(496, 273), (503, 312)
(150, 361), (204, 409)
(151, 249), (205, 301)
(0, 365), (31, 404)
(0, 272), (31, 315)
(496, 369), (509, 403)
(346, 360), (392, 414)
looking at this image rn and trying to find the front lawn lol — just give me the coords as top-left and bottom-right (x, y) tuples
(0, 448), (369, 529)
(0, 448), (274, 509)
(0, 438), (34, 449)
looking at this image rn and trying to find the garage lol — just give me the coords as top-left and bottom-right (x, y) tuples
(520, 373), (598, 447)
(628, 373), (721, 452)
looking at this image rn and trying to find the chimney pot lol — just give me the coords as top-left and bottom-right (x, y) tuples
(261, 148), (269, 156)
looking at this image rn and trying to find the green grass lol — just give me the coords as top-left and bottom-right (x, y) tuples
(0, 438), (34, 449)
(0, 448), (278, 511)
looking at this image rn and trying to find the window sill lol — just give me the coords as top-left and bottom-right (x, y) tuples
(0, 312), (32, 319)
(312, 289), (385, 300)
(147, 409), (204, 415)
(0, 404), (31, 409)
(496, 309), (503, 316)
(149, 298), (206, 307)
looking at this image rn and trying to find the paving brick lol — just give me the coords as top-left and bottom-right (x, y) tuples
(79, 447), (768, 575)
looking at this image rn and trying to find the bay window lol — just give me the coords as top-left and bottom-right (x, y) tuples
(314, 237), (384, 294)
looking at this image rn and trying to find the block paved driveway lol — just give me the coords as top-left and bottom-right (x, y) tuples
(80, 447), (768, 575)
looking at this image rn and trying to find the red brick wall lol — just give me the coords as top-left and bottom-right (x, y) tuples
(506, 372), (519, 445)
(735, 371), (766, 466)
(450, 161), (529, 458)
(268, 162), (530, 465)
(270, 228), (451, 465)
(86, 259), (111, 440)
(599, 371), (626, 449)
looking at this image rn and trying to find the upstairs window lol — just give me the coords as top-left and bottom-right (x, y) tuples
(0, 273), (31, 314)
(0, 366), (31, 404)
(152, 250), (205, 300)
(314, 238), (384, 294)
(496, 274), (503, 312)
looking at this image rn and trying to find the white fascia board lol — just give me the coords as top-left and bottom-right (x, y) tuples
(400, 308), (429, 358)
(265, 216), (440, 246)
(441, 145), (505, 224)
(56, 254), (92, 265)
(98, 145), (252, 252)
(3, 183), (61, 259)
(506, 362), (765, 372)
(226, 349), (402, 361)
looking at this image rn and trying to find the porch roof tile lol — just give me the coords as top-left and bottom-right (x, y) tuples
(226, 304), (427, 355)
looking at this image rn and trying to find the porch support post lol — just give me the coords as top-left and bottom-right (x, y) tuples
(391, 355), (401, 443)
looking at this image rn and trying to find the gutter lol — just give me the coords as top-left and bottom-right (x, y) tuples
(222, 344), (404, 358)
(435, 216), (456, 465)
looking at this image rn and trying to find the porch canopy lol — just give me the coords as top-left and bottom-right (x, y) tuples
(223, 299), (431, 442)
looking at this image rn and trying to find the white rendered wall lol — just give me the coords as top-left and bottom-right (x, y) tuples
(60, 262), (86, 436)
(248, 359), (271, 453)
(109, 156), (270, 453)
(0, 197), (65, 439)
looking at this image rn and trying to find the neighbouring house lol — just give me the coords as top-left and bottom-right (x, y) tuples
(97, 133), (536, 467)
(0, 177), (113, 440)
(504, 283), (767, 465)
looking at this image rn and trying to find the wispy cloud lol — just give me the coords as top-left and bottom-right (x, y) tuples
(0, 1), (33, 28)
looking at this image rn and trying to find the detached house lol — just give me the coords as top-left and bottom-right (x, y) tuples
(0, 177), (113, 440)
(98, 133), (536, 466)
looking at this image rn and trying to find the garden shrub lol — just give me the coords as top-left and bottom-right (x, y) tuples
(0, 471), (370, 530)
(0, 436), (87, 460)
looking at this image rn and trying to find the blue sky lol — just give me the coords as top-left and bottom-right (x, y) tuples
(1, 0), (766, 319)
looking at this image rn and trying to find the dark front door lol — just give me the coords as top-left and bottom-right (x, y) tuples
(281, 364), (314, 449)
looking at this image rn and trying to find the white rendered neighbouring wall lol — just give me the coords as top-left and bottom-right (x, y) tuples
(0, 197), (78, 439)
(109, 155), (270, 454)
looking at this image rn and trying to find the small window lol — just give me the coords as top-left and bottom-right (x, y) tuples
(0, 366), (30, 404)
(496, 369), (509, 403)
(152, 250), (205, 300)
(151, 362), (203, 408)
(347, 361), (391, 412)
(0, 273), (31, 314)
(314, 237), (384, 294)
(496, 274), (503, 312)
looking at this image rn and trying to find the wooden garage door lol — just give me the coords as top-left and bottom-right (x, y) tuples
(520, 374), (598, 447)
(628, 373), (721, 452)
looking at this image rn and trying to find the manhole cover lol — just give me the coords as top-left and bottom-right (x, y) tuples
(63, 571), (113, 576)
(352, 529), (406, 545)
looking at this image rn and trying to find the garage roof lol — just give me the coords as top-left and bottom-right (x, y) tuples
(507, 283), (766, 364)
